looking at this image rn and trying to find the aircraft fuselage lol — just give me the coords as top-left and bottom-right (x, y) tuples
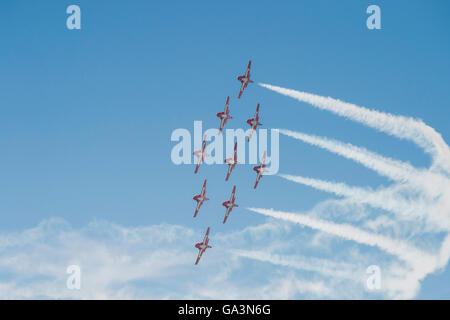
(195, 243), (207, 250)
(223, 201), (234, 208)
(239, 76), (249, 84)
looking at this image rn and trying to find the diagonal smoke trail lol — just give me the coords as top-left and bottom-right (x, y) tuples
(256, 82), (450, 298)
(279, 174), (417, 216)
(279, 129), (417, 182)
(260, 83), (450, 173)
(280, 174), (375, 198)
(232, 249), (358, 279)
(247, 207), (436, 267)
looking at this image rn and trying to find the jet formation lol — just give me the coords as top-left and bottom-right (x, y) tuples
(192, 60), (268, 265)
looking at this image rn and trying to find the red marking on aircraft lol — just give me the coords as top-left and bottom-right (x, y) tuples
(253, 151), (268, 189)
(195, 227), (212, 265)
(222, 185), (238, 224)
(216, 96), (232, 135)
(193, 134), (209, 174)
(224, 142), (239, 181)
(246, 103), (262, 142)
(237, 60), (254, 99)
(193, 179), (209, 218)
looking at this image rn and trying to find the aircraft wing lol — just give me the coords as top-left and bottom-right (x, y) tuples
(195, 249), (203, 265)
(238, 82), (246, 99)
(245, 60), (251, 78)
(254, 171), (262, 189)
(225, 164), (233, 181)
(201, 136), (207, 152)
(193, 201), (201, 217)
(224, 96), (230, 112)
(223, 207), (232, 224)
(248, 127), (255, 142)
(194, 160), (201, 174)
(203, 227), (210, 243)
(230, 185), (236, 201)
(219, 117), (226, 134)
(261, 151), (267, 165)
(233, 142), (238, 162)
(254, 103), (260, 120)
(201, 179), (207, 195)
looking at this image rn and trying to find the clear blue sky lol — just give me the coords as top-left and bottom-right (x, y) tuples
(0, 0), (449, 299)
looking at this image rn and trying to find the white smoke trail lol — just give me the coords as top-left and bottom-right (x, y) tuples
(247, 207), (437, 269)
(279, 129), (417, 182)
(260, 83), (450, 173)
(257, 82), (450, 298)
(232, 249), (358, 279)
(279, 174), (420, 217)
(278, 129), (449, 211)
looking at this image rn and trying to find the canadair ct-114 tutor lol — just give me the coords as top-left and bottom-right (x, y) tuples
(222, 185), (238, 224)
(253, 151), (268, 189)
(195, 227), (212, 265)
(237, 60), (253, 99)
(193, 179), (209, 218)
(193, 134), (208, 174)
(216, 96), (232, 135)
(247, 103), (262, 142)
(225, 142), (239, 181)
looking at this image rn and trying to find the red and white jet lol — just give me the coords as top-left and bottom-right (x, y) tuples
(224, 142), (239, 181)
(222, 185), (238, 224)
(246, 103), (262, 142)
(195, 227), (212, 265)
(216, 96), (232, 135)
(193, 134), (209, 174)
(253, 151), (268, 189)
(193, 179), (209, 218)
(237, 60), (254, 99)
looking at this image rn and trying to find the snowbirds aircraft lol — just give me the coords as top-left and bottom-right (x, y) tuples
(253, 151), (268, 189)
(195, 227), (212, 265)
(246, 103), (262, 142)
(193, 134), (208, 174)
(222, 185), (238, 224)
(237, 60), (253, 99)
(216, 96), (232, 135)
(193, 179), (209, 218)
(225, 142), (239, 181)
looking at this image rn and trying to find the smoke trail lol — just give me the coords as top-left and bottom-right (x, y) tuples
(279, 129), (417, 182)
(256, 82), (450, 298)
(280, 174), (373, 198)
(260, 83), (450, 173)
(232, 249), (357, 279)
(247, 207), (435, 267)
(279, 174), (418, 216)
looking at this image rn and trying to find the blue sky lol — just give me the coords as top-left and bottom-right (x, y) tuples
(0, 0), (449, 299)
